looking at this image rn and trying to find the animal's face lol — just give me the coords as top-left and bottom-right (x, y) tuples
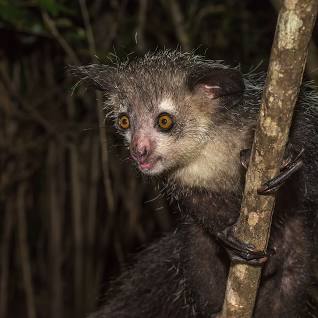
(110, 94), (213, 176)
(70, 51), (245, 178)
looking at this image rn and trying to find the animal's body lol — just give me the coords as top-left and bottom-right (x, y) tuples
(71, 50), (318, 317)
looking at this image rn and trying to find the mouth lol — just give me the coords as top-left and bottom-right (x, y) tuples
(138, 157), (161, 172)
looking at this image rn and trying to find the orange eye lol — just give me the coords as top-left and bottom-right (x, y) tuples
(158, 113), (174, 131)
(118, 114), (130, 129)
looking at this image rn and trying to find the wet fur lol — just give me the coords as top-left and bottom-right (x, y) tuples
(70, 50), (318, 317)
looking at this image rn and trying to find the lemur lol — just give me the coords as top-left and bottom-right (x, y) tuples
(70, 50), (318, 317)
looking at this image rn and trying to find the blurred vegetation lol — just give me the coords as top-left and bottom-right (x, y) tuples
(0, 1), (316, 318)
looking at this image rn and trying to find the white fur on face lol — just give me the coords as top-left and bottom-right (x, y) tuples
(158, 98), (176, 113)
(168, 126), (250, 192)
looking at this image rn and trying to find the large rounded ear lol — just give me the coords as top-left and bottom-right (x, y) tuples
(187, 65), (245, 107)
(68, 64), (116, 91)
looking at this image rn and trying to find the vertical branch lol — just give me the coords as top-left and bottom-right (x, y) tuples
(16, 183), (36, 318)
(220, 1), (318, 317)
(0, 200), (14, 318)
(168, 0), (191, 50)
(136, 0), (148, 52)
(78, 0), (96, 54)
(0, 60), (14, 318)
(85, 137), (100, 312)
(271, 0), (318, 85)
(79, 0), (115, 216)
(47, 141), (63, 318)
(67, 96), (84, 317)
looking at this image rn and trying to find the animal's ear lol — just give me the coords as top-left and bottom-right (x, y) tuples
(187, 66), (245, 106)
(68, 64), (115, 91)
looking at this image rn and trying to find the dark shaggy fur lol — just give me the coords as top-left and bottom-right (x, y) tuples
(70, 50), (318, 317)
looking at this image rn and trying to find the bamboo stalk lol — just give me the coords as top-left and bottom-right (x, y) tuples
(220, 1), (318, 317)
(16, 183), (37, 318)
(0, 200), (14, 318)
(67, 95), (84, 317)
(85, 137), (100, 312)
(47, 141), (63, 318)
(169, 0), (191, 51)
(136, 0), (148, 52)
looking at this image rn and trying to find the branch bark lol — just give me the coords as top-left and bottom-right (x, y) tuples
(271, 0), (318, 85)
(220, 1), (318, 317)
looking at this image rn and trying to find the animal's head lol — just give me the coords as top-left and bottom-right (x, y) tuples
(70, 51), (245, 178)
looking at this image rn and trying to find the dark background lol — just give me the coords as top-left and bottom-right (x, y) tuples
(0, 1), (317, 318)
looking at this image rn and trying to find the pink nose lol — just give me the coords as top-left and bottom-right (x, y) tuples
(131, 135), (153, 162)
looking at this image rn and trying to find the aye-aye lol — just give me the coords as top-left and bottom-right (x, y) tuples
(70, 50), (318, 317)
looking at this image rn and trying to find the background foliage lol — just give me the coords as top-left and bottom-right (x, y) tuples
(0, 1), (316, 317)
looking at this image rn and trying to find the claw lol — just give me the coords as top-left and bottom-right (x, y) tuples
(258, 147), (304, 195)
(240, 146), (304, 195)
(217, 226), (269, 265)
(257, 159), (303, 194)
(281, 147), (304, 170)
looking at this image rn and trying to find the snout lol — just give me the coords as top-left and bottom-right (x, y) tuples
(131, 135), (152, 162)
(130, 134), (160, 171)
